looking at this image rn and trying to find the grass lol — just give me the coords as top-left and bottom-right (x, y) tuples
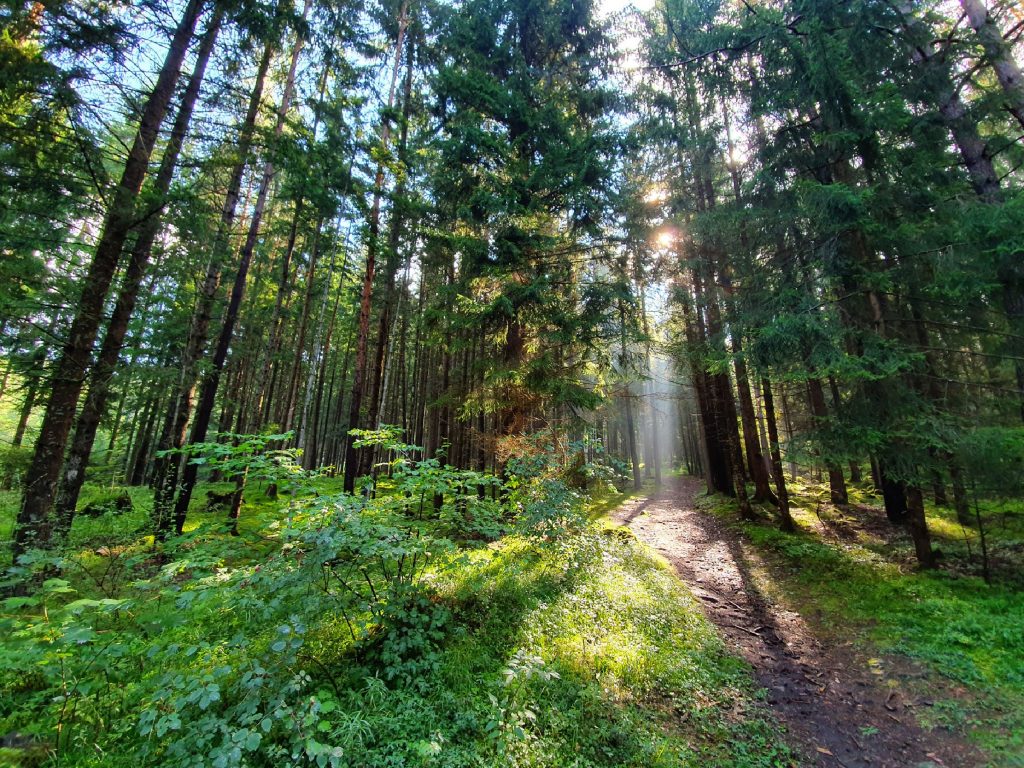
(0, 475), (795, 767)
(356, 528), (794, 767)
(696, 480), (1024, 765)
(584, 478), (658, 519)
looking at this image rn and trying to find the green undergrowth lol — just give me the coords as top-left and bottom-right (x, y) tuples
(697, 488), (1024, 764)
(583, 479), (657, 520)
(1, 450), (793, 767)
(427, 529), (792, 767)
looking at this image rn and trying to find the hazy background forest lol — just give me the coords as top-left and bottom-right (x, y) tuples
(1, 0), (1023, 764)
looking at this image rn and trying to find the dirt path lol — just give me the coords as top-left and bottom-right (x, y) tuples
(612, 476), (981, 768)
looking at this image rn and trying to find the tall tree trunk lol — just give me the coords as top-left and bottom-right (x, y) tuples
(638, 286), (662, 487)
(733, 336), (776, 504)
(343, 0), (410, 492)
(257, 199), (305, 426)
(807, 377), (848, 505)
(329, 312), (358, 469)
(365, 42), (415, 449)
(720, 95), (771, 503)
(714, 367), (753, 518)
(751, 380), (772, 468)
(119, 379), (148, 480)
(878, 460), (908, 524)
(780, 383), (797, 481)
(0, 364), (8, 408)
(150, 34), (274, 538)
(129, 388), (161, 486)
(761, 377), (794, 531)
(698, 271), (749, 513)
(172, 0), (310, 531)
(894, 0), (1003, 199)
(13, 0), (205, 557)
(618, 302), (642, 490)
(11, 371), (41, 449)
(53, 8), (223, 537)
(437, 297), (453, 475)
(678, 277), (731, 495)
(299, 226), (343, 464)
(949, 460), (971, 526)
(646, 376), (662, 486)
(410, 268), (428, 450)
(497, 312), (524, 463)
(399, 305), (411, 436)
(905, 485), (937, 568)
(676, 88), (746, 504)
(283, 220), (324, 432)
(104, 364), (137, 461)
(311, 254), (348, 468)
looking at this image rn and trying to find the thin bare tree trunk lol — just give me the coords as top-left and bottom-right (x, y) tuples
(761, 377), (793, 531)
(129, 387), (161, 486)
(807, 377), (848, 505)
(618, 302), (642, 490)
(172, 0), (311, 531)
(366, 44), (415, 452)
(299, 225), (342, 462)
(343, 0), (410, 492)
(906, 485), (937, 568)
(150, 34), (274, 538)
(734, 336), (776, 504)
(11, 378), (38, 449)
(283, 221), (324, 432)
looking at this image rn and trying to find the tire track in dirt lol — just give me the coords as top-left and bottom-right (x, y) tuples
(612, 476), (982, 768)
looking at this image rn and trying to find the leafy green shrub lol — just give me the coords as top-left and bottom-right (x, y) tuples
(372, 586), (451, 684)
(352, 426), (508, 541)
(506, 452), (587, 540)
(170, 431), (319, 489)
(0, 575), (140, 759)
(120, 495), (456, 766)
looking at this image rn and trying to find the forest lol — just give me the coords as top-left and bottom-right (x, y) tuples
(1, 0), (1023, 764)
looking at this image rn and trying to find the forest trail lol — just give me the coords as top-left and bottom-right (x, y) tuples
(612, 477), (982, 768)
